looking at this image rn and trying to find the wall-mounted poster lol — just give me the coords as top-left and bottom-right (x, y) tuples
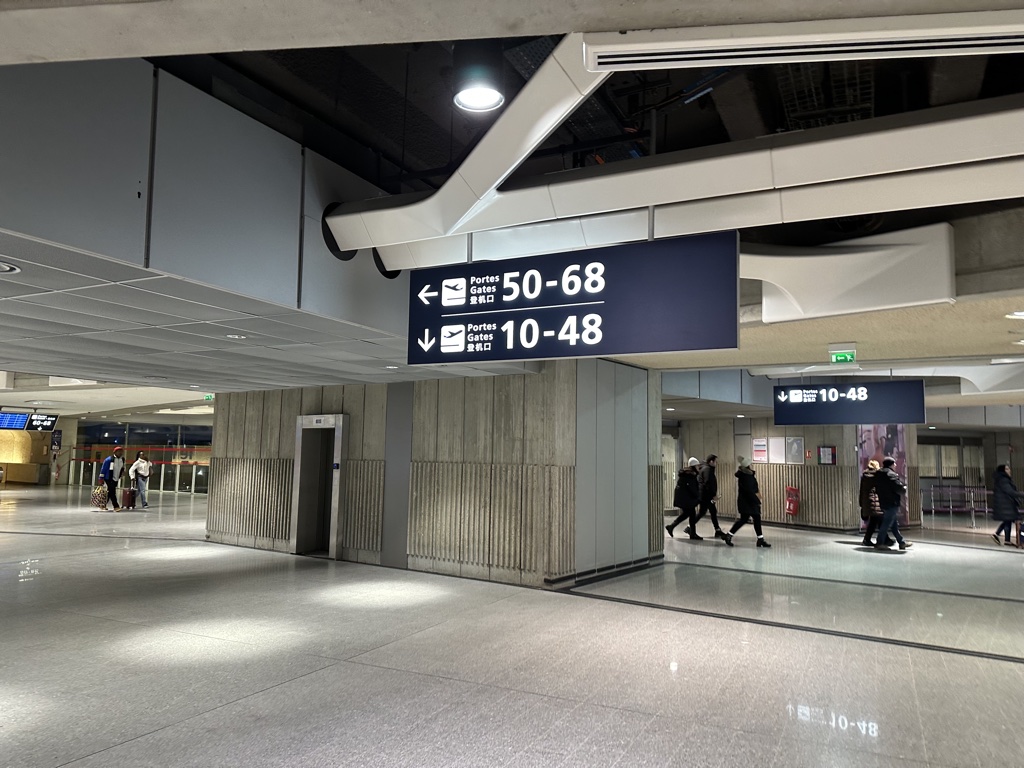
(786, 436), (805, 465)
(818, 446), (837, 465)
(768, 436), (786, 464)
(858, 423), (908, 524)
(752, 438), (768, 463)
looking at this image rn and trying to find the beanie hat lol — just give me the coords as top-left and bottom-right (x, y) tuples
(687, 457), (700, 467)
(882, 457), (896, 468)
(738, 456), (751, 468)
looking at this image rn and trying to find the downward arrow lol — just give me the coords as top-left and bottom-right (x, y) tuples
(778, 391), (788, 402)
(418, 284), (438, 305)
(418, 330), (436, 352)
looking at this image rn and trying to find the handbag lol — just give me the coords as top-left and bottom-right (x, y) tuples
(90, 485), (108, 508)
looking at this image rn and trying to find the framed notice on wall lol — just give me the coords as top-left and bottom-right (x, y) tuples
(818, 446), (837, 465)
(768, 437), (786, 464)
(786, 437), (805, 465)
(752, 438), (768, 463)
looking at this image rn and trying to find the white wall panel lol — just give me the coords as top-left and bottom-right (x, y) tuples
(149, 73), (302, 307)
(595, 360), (616, 569)
(575, 359), (598, 574)
(614, 364), (634, 564)
(0, 59), (152, 265)
(630, 365), (648, 562)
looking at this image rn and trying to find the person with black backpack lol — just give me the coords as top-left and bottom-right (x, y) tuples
(666, 458), (702, 540)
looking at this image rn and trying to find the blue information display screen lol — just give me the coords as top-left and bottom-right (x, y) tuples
(773, 380), (926, 425)
(407, 232), (738, 365)
(0, 412), (30, 429)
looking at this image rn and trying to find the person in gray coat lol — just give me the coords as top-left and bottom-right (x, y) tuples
(991, 464), (1024, 547)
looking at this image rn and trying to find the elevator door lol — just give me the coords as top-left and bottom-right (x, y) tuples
(289, 415), (348, 559)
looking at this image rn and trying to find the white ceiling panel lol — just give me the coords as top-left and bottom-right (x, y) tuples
(68, 282), (253, 322)
(215, 317), (343, 343)
(0, 300), (145, 332)
(17, 291), (189, 326)
(138, 276), (295, 316)
(0, 256), (106, 291)
(269, 312), (381, 339)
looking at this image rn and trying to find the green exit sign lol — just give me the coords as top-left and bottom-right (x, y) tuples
(204, 394), (215, 401)
(830, 351), (856, 364)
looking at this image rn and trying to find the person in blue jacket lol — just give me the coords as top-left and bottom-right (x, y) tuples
(99, 446), (125, 512)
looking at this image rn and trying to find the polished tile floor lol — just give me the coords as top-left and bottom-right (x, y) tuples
(2, 487), (1023, 767)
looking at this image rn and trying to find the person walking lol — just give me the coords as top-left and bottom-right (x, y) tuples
(688, 454), (727, 540)
(666, 458), (703, 540)
(859, 459), (886, 547)
(723, 456), (771, 548)
(99, 446), (125, 512)
(991, 464), (1024, 547)
(129, 450), (153, 509)
(873, 457), (912, 551)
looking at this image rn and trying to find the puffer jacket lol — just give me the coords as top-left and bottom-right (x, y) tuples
(735, 467), (761, 515)
(992, 468), (1024, 522)
(673, 469), (701, 509)
(858, 469), (881, 519)
(698, 463), (717, 502)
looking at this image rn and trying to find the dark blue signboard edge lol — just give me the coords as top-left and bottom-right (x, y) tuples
(772, 380), (926, 426)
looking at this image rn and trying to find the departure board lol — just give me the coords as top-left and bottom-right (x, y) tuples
(0, 413), (30, 430)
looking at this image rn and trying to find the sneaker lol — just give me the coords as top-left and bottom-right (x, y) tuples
(714, 529), (727, 540)
(899, 542), (913, 550)
(682, 526), (693, 537)
(723, 533), (734, 547)
(665, 525), (675, 538)
(142, 503), (149, 508)
(756, 538), (772, 548)
(688, 532), (704, 541)
(992, 533), (1002, 546)
(113, 507), (122, 512)
(874, 543), (891, 550)
(861, 539), (873, 547)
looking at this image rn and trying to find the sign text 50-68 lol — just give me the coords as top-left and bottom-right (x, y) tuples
(501, 262), (606, 301)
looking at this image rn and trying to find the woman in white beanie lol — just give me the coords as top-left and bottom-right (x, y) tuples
(723, 456), (771, 548)
(666, 457), (703, 540)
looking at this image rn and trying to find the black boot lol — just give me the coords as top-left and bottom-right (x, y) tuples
(665, 524), (675, 538)
(723, 532), (734, 547)
(756, 538), (772, 548)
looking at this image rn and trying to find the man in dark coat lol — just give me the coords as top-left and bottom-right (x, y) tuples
(991, 464), (1024, 546)
(723, 456), (771, 547)
(666, 458), (703, 540)
(690, 454), (727, 540)
(874, 457), (912, 551)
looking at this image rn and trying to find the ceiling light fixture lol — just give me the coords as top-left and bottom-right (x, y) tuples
(1005, 312), (1024, 319)
(225, 334), (247, 340)
(665, 407), (675, 412)
(928, 426), (937, 430)
(736, 414), (746, 418)
(1013, 340), (1024, 346)
(144, 376), (167, 381)
(0, 261), (20, 274)
(189, 384), (200, 388)
(453, 39), (505, 113)
(384, 365), (399, 370)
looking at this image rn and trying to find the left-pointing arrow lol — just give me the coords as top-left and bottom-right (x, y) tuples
(418, 330), (435, 352)
(418, 284), (438, 305)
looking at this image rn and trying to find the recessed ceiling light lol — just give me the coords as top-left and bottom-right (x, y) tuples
(1007, 312), (1024, 319)
(225, 334), (247, 340)
(1013, 340), (1024, 346)
(144, 376), (167, 381)
(384, 365), (399, 370)
(665, 407), (675, 412)
(736, 414), (746, 418)
(928, 426), (937, 430)
(0, 262), (21, 274)
(189, 385), (200, 389)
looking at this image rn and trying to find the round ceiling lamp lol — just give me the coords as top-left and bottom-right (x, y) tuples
(453, 40), (505, 113)
(0, 261), (21, 274)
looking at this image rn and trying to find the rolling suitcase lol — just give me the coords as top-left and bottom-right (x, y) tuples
(121, 487), (137, 510)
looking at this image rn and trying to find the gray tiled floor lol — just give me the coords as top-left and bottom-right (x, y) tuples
(1, 488), (1022, 767)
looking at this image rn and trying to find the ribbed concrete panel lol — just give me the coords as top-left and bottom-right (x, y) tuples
(460, 464), (492, 579)
(490, 465), (524, 584)
(522, 465), (548, 584)
(435, 463), (464, 576)
(754, 464), (859, 529)
(648, 465), (664, 556)
(208, 457), (293, 550)
(342, 459), (384, 563)
(546, 466), (576, 582)
(408, 462), (434, 568)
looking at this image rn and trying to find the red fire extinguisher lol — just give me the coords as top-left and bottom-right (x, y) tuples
(785, 486), (800, 516)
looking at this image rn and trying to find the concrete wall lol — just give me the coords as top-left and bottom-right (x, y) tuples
(208, 360), (661, 586)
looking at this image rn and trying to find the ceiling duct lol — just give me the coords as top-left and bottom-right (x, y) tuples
(583, 11), (1024, 71)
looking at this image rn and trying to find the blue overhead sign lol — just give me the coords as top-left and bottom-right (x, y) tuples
(406, 232), (739, 365)
(773, 380), (926, 425)
(0, 413), (29, 430)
